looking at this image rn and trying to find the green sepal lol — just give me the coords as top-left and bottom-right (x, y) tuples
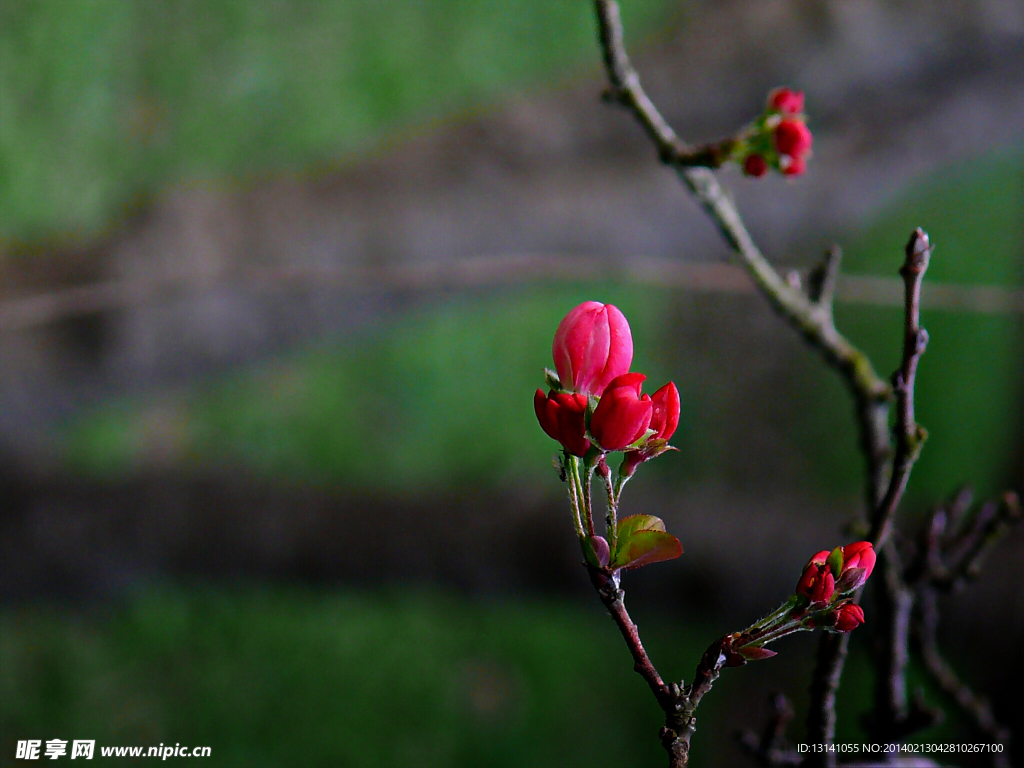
(826, 547), (844, 576)
(544, 368), (562, 391)
(625, 427), (658, 451)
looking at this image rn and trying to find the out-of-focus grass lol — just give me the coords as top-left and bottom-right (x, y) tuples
(0, 586), (709, 768)
(0, 0), (675, 240)
(61, 154), (1022, 502)
(60, 284), (678, 490)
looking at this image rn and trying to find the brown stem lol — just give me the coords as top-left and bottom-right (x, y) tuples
(869, 541), (914, 744)
(869, 229), (932, 548)
(592, 4), (941, 761)
(916, 587), (1012, 767)
(809, 230), (933, 757)
(590, 568), (669, 705)
(804, 633), (848, 768)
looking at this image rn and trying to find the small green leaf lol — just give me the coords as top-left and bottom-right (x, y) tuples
(616, 514), (666, 540)
(610, 530), (682, 571)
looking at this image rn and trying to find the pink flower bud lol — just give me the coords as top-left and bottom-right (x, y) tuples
(552, 302), (633, 396)
(767, 87), (804, 115)
(796, 562), (835, 605)
(830, 603), (865, 632)
(774, 119), (813, 159)
(590, 373), (653, 451)
(534, 389), (590, 457)
(649, 382), (680, 441)
(743, 154), (768, 178)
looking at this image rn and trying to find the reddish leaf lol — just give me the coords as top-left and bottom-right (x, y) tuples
(611, 529), (683, 571)
(738, 646), (778, 662)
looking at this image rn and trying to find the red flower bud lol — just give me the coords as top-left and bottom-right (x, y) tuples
(834, 540), (876, 592)
(590, 373), (653, 451)
(841, 541), (876, 579)
(534, 389), (590, 457)
(743, 154), (768, 178)
(782, 155), (807, 176)
(806, 550), (830, 567)
(830, 603), (865, 632)
(796, 562), (835, 605)
(775, 119), (813, 159)
(767, 87), (804, 115)
(649, 382), (680, 441)
(552, 302), (633, 396)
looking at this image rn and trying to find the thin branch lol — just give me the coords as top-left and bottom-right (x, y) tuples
(811, 230), (933, 759)
(592, 4), (907, 761)
(916, 588), (1011, 767)
(738, 693), (802, 766)
(595, 3), (889, 408)
(805, 633), (848, 768)
(869, 229), (932, 548)
(591, 573), (669, 706)
(807, 246), (843, 308)
(935, 491), (1021, 590)
(868, 541), (940, 745)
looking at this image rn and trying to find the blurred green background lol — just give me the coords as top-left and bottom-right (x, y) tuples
(2, 1), (1021, 766)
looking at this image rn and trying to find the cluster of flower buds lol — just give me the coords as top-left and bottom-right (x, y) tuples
(737, 87), (813, 178)
(536, 302), (684, 575)
(793, 541), (876, 632)
(534, 302), (680, 465)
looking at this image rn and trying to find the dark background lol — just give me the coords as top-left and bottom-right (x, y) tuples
(1, 1), (1022, 765)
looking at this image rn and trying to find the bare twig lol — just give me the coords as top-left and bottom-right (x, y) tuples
(805, 632), (848, 765)
(907, 490), (1021, 591)
(935, 491), (1021, 590)
(870, 229), (932, 548)
(916, 588), (1012, 767)
(807, 246), (843, 308)
(814, 230), (933, 760)
(592, 4), (908, 762)
(591, 574), (670, 706)
(738, 693), (802, 766)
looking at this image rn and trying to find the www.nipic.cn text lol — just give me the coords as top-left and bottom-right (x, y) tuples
(15, 740), (212, 760)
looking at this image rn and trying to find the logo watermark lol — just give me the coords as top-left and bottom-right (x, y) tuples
(16, 741), (211, 760)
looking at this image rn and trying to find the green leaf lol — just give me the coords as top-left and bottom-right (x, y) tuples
(615, 514), (666, 540)
(610, 516), (682, 571)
